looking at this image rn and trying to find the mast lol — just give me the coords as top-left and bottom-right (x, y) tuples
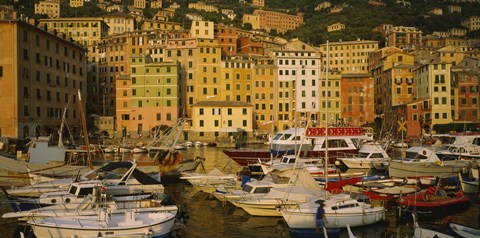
(78, 89), (92, 169)
(324, 40), (329, 190)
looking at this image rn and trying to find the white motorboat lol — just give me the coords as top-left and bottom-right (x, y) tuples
(231, 186), (328, 217)
(281, 193), (385, 229)
(212, 177), (288, 203)
(193, 141), (203, 147)
(259, 155), (336, 177)
(5, 162), (165, 211)
(435, 143), (480, 160)
(3, 193), (178, 220)
(336, 144), (391, 170)
(28, 209), (176, 238)
(388, 147), (471, 178)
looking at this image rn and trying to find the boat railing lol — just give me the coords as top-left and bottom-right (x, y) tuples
(336, 152), (357, 159)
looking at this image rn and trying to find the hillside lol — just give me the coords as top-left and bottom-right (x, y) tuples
(9, 0), (480, 46)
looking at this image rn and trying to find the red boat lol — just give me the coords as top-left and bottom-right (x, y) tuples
(223, 127), (368, 166)
(397, 186), (470, 220)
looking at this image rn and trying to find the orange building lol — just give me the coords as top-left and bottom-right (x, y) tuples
(215, 24), (237, 56)
(237, 37), (263, 56)
(340, 74), (375, 126)
(252, 10), (304, 33)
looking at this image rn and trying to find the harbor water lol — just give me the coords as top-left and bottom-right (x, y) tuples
(1, 146), (479, 238)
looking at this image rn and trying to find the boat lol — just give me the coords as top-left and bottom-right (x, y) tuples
(28, 209), (176, 238)
(212, 177), (288, 203)
(231, 186), (328, 217)
(132, 147), (148, 154)
(397, 186), (470, 220)
(259, 155), (337, 177)
(435, 143), (480, 160)
(180, 168), (238, 194)
(5, 161), (165, 211)
(459, 174), (479, 194)
(336, 144), (391, 170)
(223, 127), (369, 166)
(194, 141), (203, 147)
(184, 141), (193, 147)
(280, 193), (385, 229)
(413, 214), (454, 238)
(449, 222), (480, 238)
(3, 191), (178, 220)
(388, 146), (471, 178)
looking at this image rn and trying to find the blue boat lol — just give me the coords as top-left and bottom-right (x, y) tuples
(289, 228), (341, 238)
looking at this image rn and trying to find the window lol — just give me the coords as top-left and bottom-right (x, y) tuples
(199, 120), (204, 127)
(228, 109), (232, 115)
(243, 120), (247, 127)
(200, 108), (204, 115)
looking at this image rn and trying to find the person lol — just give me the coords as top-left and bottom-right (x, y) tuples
(316, 202), (327, 233)
(240, 167), (252, 188)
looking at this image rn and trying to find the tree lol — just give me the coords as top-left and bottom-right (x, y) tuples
(244, 23), (252, 30)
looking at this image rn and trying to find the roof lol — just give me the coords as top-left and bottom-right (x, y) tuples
(192, 101), (253, 107)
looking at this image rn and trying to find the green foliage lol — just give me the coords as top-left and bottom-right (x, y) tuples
(61, 2), (105, 18)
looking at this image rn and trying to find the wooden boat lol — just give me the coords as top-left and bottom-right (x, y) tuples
(398, 186), (470, 220)
(449, 222), (480, 238)
(28, 209), (176, 238)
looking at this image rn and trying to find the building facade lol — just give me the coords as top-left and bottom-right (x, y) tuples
(0, 19), (87, 138)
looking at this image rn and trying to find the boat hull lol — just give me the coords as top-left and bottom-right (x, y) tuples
(388, 162), (466, 178)
(281, 208), (385, 229)
(398, 195), (470, 220)
(29, 213), (175, 238)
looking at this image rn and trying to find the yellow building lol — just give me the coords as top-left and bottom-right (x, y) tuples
(35, 0), (60, 19)
(0, 19), (87, 138)
(242, 14), (260, 30)
(116, 55), (179, 137)
(252, 57), (278, 134)
(414, 62), (454, 132)
(251, 10), (304, 33)
(138, 19), (182, 31)
(39, 17), (110, 62)
(102, 12), (135, 35)
(327, 23), (345, 32)
(220, 55), (254, 103)
(461, 16), (480, 32)
(151, 0), (163, 9)
(134, 0), (146, 9)
(190, 20), (214, 39)
(191, 101), (253, 141)
(69, 0), (84, 8)
(319, 40), (379, 74)
(188, 2), (219, 13)
(318, 73), (342, 127)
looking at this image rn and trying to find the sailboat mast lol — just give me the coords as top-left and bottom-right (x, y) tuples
(78, 89), (92, 169)
(324, 40), (329, 189)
